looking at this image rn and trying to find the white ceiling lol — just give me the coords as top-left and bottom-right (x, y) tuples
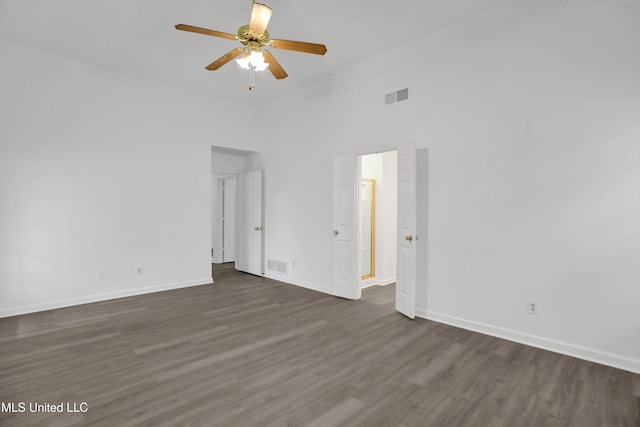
(0, 0), (510, 102)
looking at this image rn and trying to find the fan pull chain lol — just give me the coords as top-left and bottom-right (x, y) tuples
(249, 66), (255, 91)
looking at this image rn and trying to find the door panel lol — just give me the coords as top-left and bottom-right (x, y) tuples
(236, 170), (263, 275)
(332, 156), (358, 299)
(396, 143), (417, 318)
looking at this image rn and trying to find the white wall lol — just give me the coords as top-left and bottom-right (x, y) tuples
(211, 150), (251, 174)
(0, 40), (255, 316)
(256, 0), (640, 372)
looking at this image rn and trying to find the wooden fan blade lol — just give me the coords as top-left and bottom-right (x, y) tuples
(249, 2), (273, 36)
(175, 24), (237, 41)
(262, 50), (288, 80)
(270, 39), (327, 55)
(205, 47), (246, 70)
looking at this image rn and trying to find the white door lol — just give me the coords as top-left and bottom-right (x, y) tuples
(332, 156), (359, 299)
(236, 170), (263, 276)
(223, 176), (237, 263)
(396, 143), (417, 318)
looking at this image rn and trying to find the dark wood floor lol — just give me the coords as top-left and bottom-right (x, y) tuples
(1, 264), (638, 426)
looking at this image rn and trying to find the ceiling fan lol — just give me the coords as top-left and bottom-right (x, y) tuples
(176, 1), (327, 89)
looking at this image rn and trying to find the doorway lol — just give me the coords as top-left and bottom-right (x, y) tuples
(332, 143), (420, 318)
(211, 169), (264, 274)
(210, 146), (261, 272)
(359, 151), (398, 289)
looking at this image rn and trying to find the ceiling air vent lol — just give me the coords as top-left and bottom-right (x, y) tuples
(384, 88), (409, 105)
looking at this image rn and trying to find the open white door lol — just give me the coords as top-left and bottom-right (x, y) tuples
(396, 143), (417, 318)
(236, 170), (263, 276)
(332, 156), (359, 299)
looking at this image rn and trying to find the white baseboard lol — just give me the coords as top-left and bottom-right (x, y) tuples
(416, 308), (640, 374)
(263, 273), (333, 295)
(361, 277), (396, 289)
(0, 277), (213, 318)
(380, 276), (396, 285)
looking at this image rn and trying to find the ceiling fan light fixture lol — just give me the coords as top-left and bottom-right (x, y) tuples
(251, 51), (269, 71)
(236, 50), (269, 71)
(236, 52), (251, 70)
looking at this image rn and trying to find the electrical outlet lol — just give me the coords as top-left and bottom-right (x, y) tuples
(136, 266), (144, 275)
(527, 300), (538, 315)
(96, 272), (104, 280)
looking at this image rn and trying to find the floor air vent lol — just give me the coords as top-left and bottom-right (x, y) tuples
(267, 259), (288, 274)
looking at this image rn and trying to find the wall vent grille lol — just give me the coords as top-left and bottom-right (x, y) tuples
(397, 88), (409, 102)
(267, 259), (288, 274)
(384, 92), (397, 105)
(385, 88), (409, 105)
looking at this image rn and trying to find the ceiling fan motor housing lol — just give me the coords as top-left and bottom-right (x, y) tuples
(237, 25), (270, 48)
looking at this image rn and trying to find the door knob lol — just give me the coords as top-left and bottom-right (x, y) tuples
(333, 230), (339, 236)
(405, 235), (413, 242)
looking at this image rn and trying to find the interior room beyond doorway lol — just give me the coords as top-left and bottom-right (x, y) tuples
(359, 151), (397, 289)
